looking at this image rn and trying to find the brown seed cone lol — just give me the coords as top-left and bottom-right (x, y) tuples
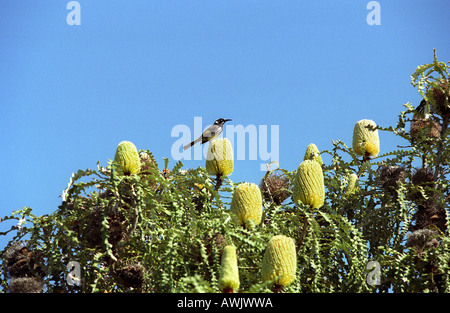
(428, 79), (450, 117)
(260, 173), (290, 205)
(410, 118), (441, 138)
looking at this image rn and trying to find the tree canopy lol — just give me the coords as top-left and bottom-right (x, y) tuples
(1, 51), (449, 293)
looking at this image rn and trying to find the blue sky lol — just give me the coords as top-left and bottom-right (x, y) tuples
(0, 1), (449, 246)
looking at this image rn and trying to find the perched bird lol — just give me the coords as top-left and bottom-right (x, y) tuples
(414, 99), (431, 120)
(411, 99), (442, 139)
(183, 118), (232, 150)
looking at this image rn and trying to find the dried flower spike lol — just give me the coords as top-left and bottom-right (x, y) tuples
(9, 277), (44, 293)
(292, 160), (325, 209)
(427, 79), (450, 117)
(259, 173), (290, 205)
(378, 165), (406, 190)
(113, 141), (141, 175)
(262, 235), (297, 288)
(206, 138), (234, 176)
(410, 118), (441, 139)
(230, 182), (263, 228)
(352, 119), (380, 158)
(218, 245), (240, 292)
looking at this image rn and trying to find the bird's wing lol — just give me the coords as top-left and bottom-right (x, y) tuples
(184, 124), (224, 150)
(201, 124), (222, 143)
(202, 128), (213, 138)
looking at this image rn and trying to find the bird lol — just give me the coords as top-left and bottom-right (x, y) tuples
(414, 99), (427, 119)
(183, 118), (232, 150)
(414, 99), (432, 120)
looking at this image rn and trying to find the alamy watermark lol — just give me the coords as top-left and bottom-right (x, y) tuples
(65, 2), (380, 27)
(366, 1), (381, 26)
(66, 261), (82, 286)
(171, 117), (279, 172)
(366, 261), (381, 286)
(66, 1), (81, 26)
(64, 259), (381, 288)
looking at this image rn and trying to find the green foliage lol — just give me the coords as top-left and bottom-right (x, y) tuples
(1, 52), (449, 293)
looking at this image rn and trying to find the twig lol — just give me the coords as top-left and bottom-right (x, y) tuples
(126, 184), (140, 240)
(433, 115), (449, 182)
(261, 175), (274, 203)
(297, 214), (309, 251)
(214, 174), (223, 191)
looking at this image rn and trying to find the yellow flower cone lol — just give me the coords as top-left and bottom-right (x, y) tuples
(303, 143), (323, 166)
(113, 141), (141, 175)
(230, 182), (262, 228)
(218, 245), (240, 292)
(262, 235), (297, 287)
(206, 138), (234, 176)
(292, 160), (325, 209)
(345, 173), (359, 196)
(352, 119), (380, 157)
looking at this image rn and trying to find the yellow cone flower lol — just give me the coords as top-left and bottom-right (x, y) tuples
(113, 141), (141, 175)
(218, 245), (240, 292)
(352, 119), (380, 157)
(345, 173), (359, 196)
(230, 182), (262, 228)
(292, 160), (325, 209)
(206, 138), (234, 176)
(303, 143), (323, 166)
(262, 235), (297, 287)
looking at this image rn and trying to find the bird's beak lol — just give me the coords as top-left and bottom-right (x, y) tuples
(224, 119), (232, 122)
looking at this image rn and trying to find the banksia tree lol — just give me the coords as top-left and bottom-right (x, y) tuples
(218, 245), (240, 293)
(205, 138), (234, 177)
(352, 119), (380, 158)
(261, 235), (297, 290)
(113, 141), (141, 175)
(292, 160), (324, 209)
(2, 52), (450, 294)
(230, 182), (263, 228)
(303, 143), (322, 166)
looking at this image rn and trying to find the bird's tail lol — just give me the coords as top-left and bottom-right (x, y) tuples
(183, 137), (202, 150)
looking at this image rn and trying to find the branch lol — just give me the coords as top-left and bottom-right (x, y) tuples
(433, 115), (449, 182)
(214, 174), (223, 191)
